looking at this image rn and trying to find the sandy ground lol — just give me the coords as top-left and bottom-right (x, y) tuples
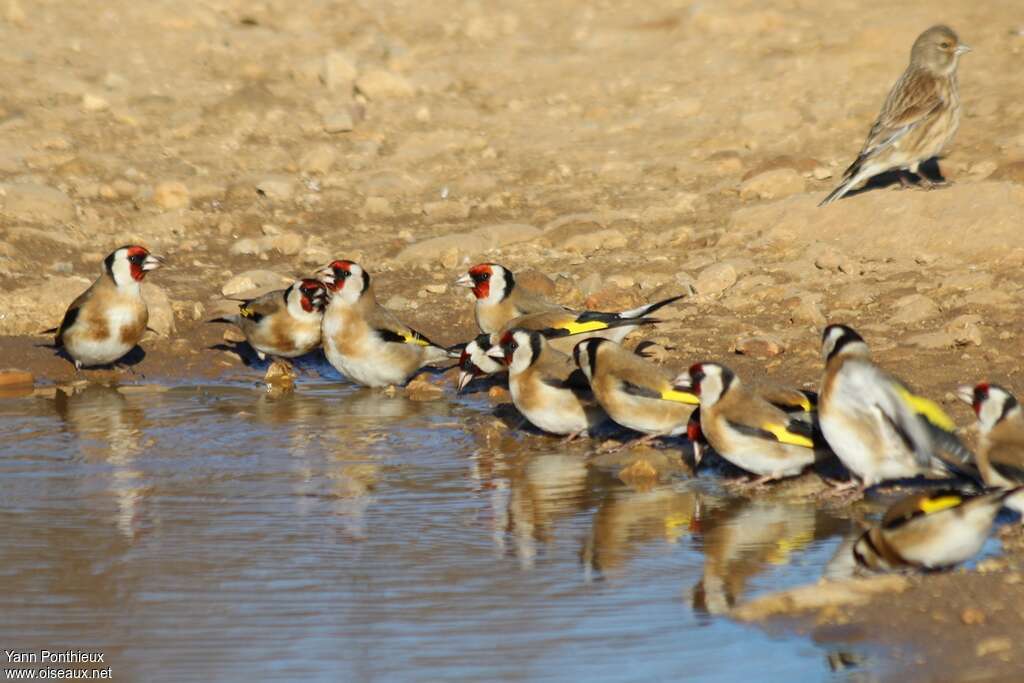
(2, 0), (1024, 676)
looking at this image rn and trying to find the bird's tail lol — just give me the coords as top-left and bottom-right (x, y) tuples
(819, 157), (866, 207)
(207, 315), (241, 326)
(618, 293), (687, 320)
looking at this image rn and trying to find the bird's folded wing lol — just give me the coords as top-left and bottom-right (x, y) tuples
(725, 419), (815, 449)
(862, 70), (944, 158)
(238, 292), (283, 321)
(881, 491), (963, 530)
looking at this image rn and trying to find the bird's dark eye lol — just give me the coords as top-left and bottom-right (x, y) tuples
(480, 273), (490, 281)
(336, 269), (350, 278)
(940, 42), (951, 49)
(509, 342), (518, 351)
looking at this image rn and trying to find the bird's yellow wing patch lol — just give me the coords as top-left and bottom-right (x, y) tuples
(895, 385), (956, 432)
(239, 305), (257, 319)
(557, 320), (609, 335)
(795, 396), (813, 412)
(660, 388), (700, 405)
(918, 495), (962, 515)
(762, 423), (814, 448)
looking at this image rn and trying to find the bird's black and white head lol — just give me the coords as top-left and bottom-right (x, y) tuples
(912, 25), (970, 75)
(685, 362), (735, 407)
(489, 328), (542, 375)
(318, 259), (369, 305)
(457, 333), (502, 393)
(969, 382), (1020, 433)
(287, 278), (327, 317)
(821, 324), (869, 364)
(572, 338), (607, 382)
(455, 263), (514, 305)
(105, 245), (163, 288)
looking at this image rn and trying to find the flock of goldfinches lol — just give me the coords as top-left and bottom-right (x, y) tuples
(41, 25), (1024, 574)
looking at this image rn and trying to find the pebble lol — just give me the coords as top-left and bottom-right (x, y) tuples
(606, 274), (635, 289)
(81, 93), (109, 111)
(960, 607), (986, 626)
(889, 294), (940, 325)
(405, 375), (445, 401)
(695, 263), (737, 295)
(230, 238), (262, 256)
(734, 334), (786, 358)
(944, 314), (983, 346)
(141, 283), (175, 337)
(221, 270), (292, 297)
(322, 51), (357, 91)
(270, 232), (304, 256)
(739, 168), (806, 200)
(551, 227), (627, 254)
(299, 145), (337, 174)
(256, 176), (295, 201)
(975, 637), (1013, 658)
(424, 283), (447, 295)
(323, 109), (354, 133)
(0, 369), (33, 388)
(355, 70), (415, 99)
(422, 199), (470, 221)
(396, 223), (540, 263)
(385, 295), (415, 311)
(152, 181), (190, 210)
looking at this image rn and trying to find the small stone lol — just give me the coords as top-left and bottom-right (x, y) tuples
(424, 283), (447, 294)
(363, 196), (393, 217)
(405, 375), (445, 401)
(960, 607), (986, 625)
(256, 176), (295, 201)
(152, 181), (190, 210)
(696, 263), (738, 295)
(385, 295), (415, 311)
(577, 272), (602, 297)
(739, 168), (806, 200)
(322, 51), (357, 91)
(422, 200), (470, 221)
(976, 637), (1012, 658)
(355, 70), (415, 99)
(734, 334), (786, 358)
(606, 274), (635, 289)
(270, 232), (304, 256)
(554, 228), (627, 254)
(906, 331), (956, 350)
(323, 109), (354, 133)
(618, 458), (660, 487)
(222, 328), (246, 343)
(945, 314), (983, 346)
(82, 93), (109, 111)
(141, 283), (175, 337)
(890, 294), (940, 325)
(299, 145), (337, 174)
(812, 166), (832, 180)
(230, 238), (263, 256)
(221, 270), (292, 297)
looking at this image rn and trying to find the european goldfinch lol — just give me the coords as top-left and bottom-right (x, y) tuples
(318, 260), (455, 387)
(959, 383), (1024, 513)
(488, 328), (606, 439)
(675, 363), (827, 483)
(819, 324), (976, 489)
(51, 245), (164, 369)
(456, 333), (504, 393)
(455, 262), (684, 338)
(211, 278), (327, 361)
(853, 487), (1020, 572)
(572, 338), (698, 445)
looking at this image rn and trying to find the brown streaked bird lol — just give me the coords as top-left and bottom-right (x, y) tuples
(455, 263), (684, 339)
(820, 25), (970, 206)
(675, 363), (828, 484)
(959, 383), (1024, 514)
(50, 245), (164, 369)
(318, 260), (455, 388)
(211, 278), (327, 362)
(852, 487), (1020, 572)
(572, 338), (698, 446)
(488, 328), (607, 440)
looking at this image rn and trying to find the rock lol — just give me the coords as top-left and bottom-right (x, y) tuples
(976, 637), (1013, 658)
(577, 272), (602, 297)
(222, 327), (246, 343)
(739, 168), (806, 200)
(221, 270), (291, 297)
(405, 374), (445, 401)
(0, 183), (74, 223)
(889, 294), (939, 325)
(385, 295), (415, 311)
(395, 223), (540, 263)
(323, 109), (354, 133)
(363, 196), (393, 217)
(618, 458), (660, 488)
(424, 283), (447, 295)
(990, 160), (1024, 184)
(0, 275), (90, 335)
(547, 227), (627, 254)
(230, 238), (263, 256)
(152, 181), (190, 210)
(256, 176), (295, 201)
(270, 232), (304, 256)
(734, 334), (786, 358)
(944, 314), (983, 346)
(81, 93), (109, 111)
(299, 145), (337, 174)
(0, 369), (33, 388)
(731, 576), (910, 621)
(696, 263), (737, 295)
(906, 331), (956, 350)
(422, 199), (470, 221)
(606, 274), (635, 289)
(322, 51), (357, 91)
(142, 283), (175, 337)
(960, 607), (986, 626)
(355, 70), (415, 99)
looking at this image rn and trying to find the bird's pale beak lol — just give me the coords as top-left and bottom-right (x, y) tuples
(142, 254), (164, 271)
(456, 371), (475, 394)
(672, 371), (693, 391)
(486, 345), (505, 360)
(955, 385), (975, 406)
(692, 442), (704, 469)
(454, 273), (474, 288)
(955, 44), (972, 55)
(315, 265), (336, 288)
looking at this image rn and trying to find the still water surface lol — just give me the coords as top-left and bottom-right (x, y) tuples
(0, 380), (876, 682)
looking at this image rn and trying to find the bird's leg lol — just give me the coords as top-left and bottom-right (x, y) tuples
(821, 478), (863, 501)
(561, 429), (585, 444)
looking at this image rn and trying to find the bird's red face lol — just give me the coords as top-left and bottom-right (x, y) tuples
(126, 246), (153, 281)
(466, 264), (493, 300)
(298, 279), (327, 313)
(322, 260), (354, 292)
(688, 363), (705, 396)
(498, 330), (518, 365)
(972, 382), (990, 417)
